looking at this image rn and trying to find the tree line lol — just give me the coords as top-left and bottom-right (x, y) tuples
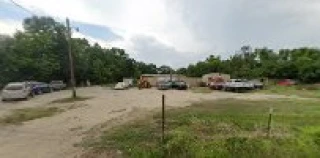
(0, 16), (164, 87)
(1, 16), (319, 87)
(177, 46), (320, 83)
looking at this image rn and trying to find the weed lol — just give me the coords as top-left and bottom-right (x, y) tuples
(82, 99), (320, 157)
(0, 107), (63, 124)
(259, 85), (320, 98)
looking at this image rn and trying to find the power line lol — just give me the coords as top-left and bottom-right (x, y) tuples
(9, 0), (36, 16)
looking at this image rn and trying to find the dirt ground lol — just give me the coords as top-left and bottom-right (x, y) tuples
(0, 87), (292, 158)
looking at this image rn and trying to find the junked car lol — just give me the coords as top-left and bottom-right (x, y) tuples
(50, 80), (66, 91)
(1, 82), (34, 101)
(157, 81), (172, 90)
(250, 80), (264, 89)
(172, 81), (188, 90)
(37, 82), (53, 93)
(114, 82), (129, 90)
(157, 81), (188, 90)
(224, 79), (254, 92)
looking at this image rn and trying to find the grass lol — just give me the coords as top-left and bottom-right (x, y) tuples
(81, 99), (320, 158)
(191, 87), (213, 93)
(50, 96), (92, 104)
(259, 84), (320, 98)
(0, 107), (63, 125)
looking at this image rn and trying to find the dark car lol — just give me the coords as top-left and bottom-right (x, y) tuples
(37, 82), (53, 93)
(26, 81), (42, 95)
(172, 81), (188, 90)
(157, 81), (188, 90)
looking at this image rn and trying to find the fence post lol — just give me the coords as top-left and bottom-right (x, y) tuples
(161, 94), (166, 157)
(267, 108), (273, 137)
(162, 94), (165, 144)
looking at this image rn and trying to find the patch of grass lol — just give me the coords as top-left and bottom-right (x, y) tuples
(259, 85), (320, 98)
(82, 99), (320, 158)
(190, 87), (212, 93)
(0, 107), (63, 125)
(51, 96), (92, 104)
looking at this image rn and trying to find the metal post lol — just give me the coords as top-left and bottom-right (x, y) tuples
(162, 94), (165, 144)
(267, 108), (273, 137)
(66, 18), (77, 98)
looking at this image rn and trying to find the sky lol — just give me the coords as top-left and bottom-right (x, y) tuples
(1, 0), (320, 68)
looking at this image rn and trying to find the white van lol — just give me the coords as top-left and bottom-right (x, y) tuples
(1, 82), (33, 101)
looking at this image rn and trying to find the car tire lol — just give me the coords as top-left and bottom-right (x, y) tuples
(27, 92), (34, 100)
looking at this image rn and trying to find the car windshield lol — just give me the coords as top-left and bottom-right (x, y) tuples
(5, 85), (23, 90)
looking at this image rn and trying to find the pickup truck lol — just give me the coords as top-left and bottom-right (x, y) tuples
(224, 79), (254, 92)
(50, 80), (66, 91)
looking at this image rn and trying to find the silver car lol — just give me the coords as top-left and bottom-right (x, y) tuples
(1, 82), (33, 101)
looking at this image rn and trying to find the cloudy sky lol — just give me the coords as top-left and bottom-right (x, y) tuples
(1, 0), (320, 68)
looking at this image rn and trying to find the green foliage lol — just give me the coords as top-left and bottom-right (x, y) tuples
(181, 46), (320, 83)
(82, 99), (320, 157)
(0, 16), (163, 86)
(1, 16), (320, 86)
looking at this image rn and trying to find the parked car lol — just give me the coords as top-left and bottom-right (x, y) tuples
(157, 81), (172, 90)
(37, 82), (53, 93)
(123, 78), (134, 87)
(26, 81), (42, 95)
(50, 80), (66, 90)
(114, 82), (129, 90)
(250, 80), (264, 89)
(208, 76), (225, 90)
(158, 81), (188, 90)
(278, 79), (296, 86)
(224, 79), (254, 92)
(209, 81), (225, 90)
(1, 82), (34, 101)
(172, 81), (188, 90)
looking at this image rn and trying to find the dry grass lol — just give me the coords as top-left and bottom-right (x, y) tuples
(50, 96), (92, 104)
(0, 107), (63, 125)
(259, 85), (320, 98)
(190, 87), (212, 93)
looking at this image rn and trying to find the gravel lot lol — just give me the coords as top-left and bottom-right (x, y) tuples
(0, 87), (291, 158)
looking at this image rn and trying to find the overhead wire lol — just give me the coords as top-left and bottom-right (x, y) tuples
(9, 0), (36, 16)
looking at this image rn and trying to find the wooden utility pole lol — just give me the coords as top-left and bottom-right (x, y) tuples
(66, 18), (77, 98)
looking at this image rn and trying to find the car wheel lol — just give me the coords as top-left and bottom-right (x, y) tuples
(29, 92), (35, 98)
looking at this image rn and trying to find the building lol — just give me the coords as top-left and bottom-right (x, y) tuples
(140, 74), (201, 87)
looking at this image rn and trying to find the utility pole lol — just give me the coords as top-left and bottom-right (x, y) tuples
(66, 18), (77, 98)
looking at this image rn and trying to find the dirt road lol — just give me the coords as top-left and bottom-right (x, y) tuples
(0, 87), (290, 158)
